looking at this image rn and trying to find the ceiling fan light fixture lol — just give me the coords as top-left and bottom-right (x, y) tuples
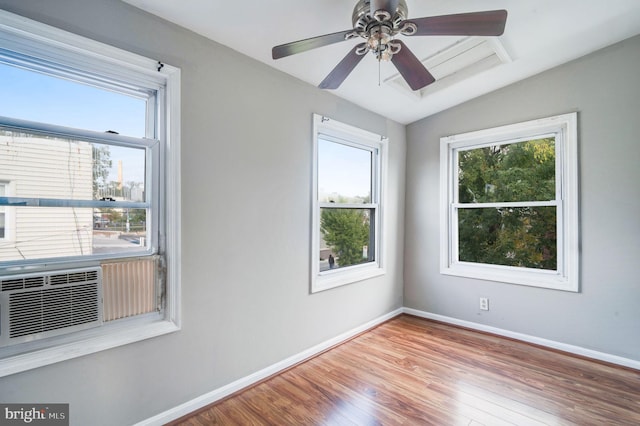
(367, 25), (395, 61)
(375, 46), (393, 61)
(373, 40), (402, 62)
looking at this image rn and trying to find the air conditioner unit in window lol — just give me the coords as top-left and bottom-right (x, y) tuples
(0, 267), (103, 347)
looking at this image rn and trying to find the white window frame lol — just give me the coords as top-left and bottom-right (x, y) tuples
(440, 113), (579, 292)
(0, 180), (16, 243)
(0, 182), (8, 241)
(0, 10), (181, 377)
(311, 114), (386, 293)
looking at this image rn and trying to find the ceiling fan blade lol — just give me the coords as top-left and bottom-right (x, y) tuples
(404, 10), (507, 36)
(272, 30), (355, 60)
(390, 41), (435, 91)
(319, 43), (367, 90)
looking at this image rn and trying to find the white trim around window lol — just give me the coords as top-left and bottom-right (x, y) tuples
(440, 113), (579, 291)
(0, 9), (181, 377)
(311, 114), (387, 293)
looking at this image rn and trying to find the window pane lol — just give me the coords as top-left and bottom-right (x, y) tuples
(0, 128), (148, 262)
(94, 146), (146, 202)
(458, 138), (556, 203)
(0, 128), (145, 202)
(93, 208), (147, 253)
(458, 206), (557, 270)
(320, 207), (374, 271)
(0, 62), (147, 138)
(318, 138), (372, 203)
(0, 207), (147, 262)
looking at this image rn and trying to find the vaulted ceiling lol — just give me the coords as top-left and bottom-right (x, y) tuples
(123, 0), (640, 124)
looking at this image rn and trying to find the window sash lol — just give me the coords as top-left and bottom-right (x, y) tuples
(454, 132), (558, 153)
(319, 202), (378, 209)
(454, 200), (558, 208)
(0, 48), (157, 102)
(0, 197), (148, 209)
(0, 20), (167, 96)
(0, 183), (7, 241)
(0, 184), (4, 233)
(453, 136), (559, 205)
(317, 134), (379, 204)
(0, 115), (159, 149)
(318, 204), (380, 272)
(451, 204), (560, 271)
(0, 108), (161, 269)
(319, 206), (377, 272)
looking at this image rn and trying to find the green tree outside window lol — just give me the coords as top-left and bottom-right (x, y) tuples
(457, 138), (557, 270)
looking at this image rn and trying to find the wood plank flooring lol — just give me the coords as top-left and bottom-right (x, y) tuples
(170, 315), (640, 425)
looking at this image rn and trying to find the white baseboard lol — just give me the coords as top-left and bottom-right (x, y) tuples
(135, 308), (403, 426)
(403, 307), (640, 371)
(138, 306), (639, 425)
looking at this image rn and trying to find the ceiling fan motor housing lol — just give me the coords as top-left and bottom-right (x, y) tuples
(352, 0), (408, 34)
(351, 0), (412, 60)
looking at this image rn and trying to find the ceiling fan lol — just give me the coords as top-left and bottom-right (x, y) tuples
(272, 0), (507, 91)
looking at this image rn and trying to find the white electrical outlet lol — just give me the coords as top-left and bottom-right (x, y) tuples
(479, 297), (489, 311)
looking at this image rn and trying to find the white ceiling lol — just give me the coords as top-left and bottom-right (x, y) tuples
(123, 0), (640, 124)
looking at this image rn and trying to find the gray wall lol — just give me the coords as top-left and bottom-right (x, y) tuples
(405, 35), (640, 361)
(0, 1), (405, 424)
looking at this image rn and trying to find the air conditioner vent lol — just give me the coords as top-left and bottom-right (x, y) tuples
(0, 267), (103, 347)
(49, 270), (99, 285)
(1, 276), (46, 292)
(9, 283), (99, 338)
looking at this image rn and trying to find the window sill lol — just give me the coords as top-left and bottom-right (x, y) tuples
(312, 263), (385, 293)
(441, 262), (578, 292)
(0, 316), (180, 378)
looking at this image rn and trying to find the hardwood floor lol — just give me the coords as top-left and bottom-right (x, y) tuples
(170, 315), (640, 425)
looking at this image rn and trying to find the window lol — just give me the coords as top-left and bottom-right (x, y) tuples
(0, 10), (180, 376)
(440, 113), (578, 291)
(0, 183), (6, 239)
(312, 114), (386, 292)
